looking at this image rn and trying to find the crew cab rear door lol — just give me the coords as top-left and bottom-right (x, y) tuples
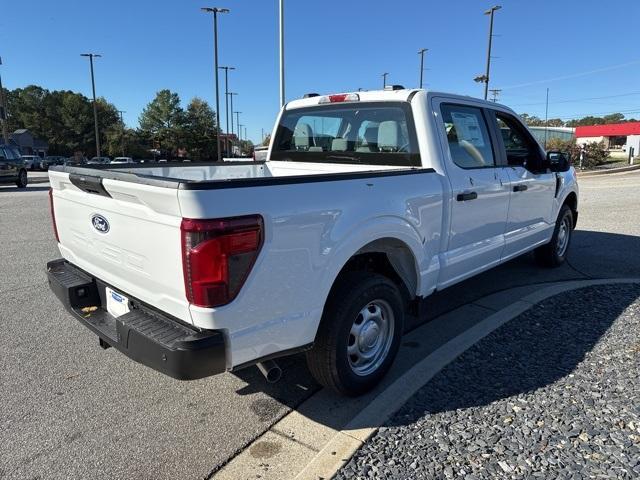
(432, 99), (511, 287)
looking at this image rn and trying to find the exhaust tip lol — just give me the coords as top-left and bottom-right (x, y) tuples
(257, 360), (282, 383)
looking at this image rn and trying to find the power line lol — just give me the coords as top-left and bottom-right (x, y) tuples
(499, 59), (640, 90)
(510, 91), (640, 107)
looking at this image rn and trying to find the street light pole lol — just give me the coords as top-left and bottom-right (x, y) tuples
(483, 5), (501, 100)
(81, 53), (102, 157)
(418, 48), (428, 89)
(0, 57), (8, 144)
(235, 111), (241, 155)
(118, 110), (126, 156)
(382, 72), (388, 89)
(219, 66), (235, 136)
(202, 7), (230, 162)
(279, 0), (285, 107)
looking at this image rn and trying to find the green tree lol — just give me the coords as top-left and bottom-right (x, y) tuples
(262, 134), (271, 147)
(139, 89), (185, 156)
(183, 97), (217, 161)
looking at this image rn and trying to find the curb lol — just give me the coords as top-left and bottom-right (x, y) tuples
(213, 278), (640, 480)
(577, 164), (640, 176)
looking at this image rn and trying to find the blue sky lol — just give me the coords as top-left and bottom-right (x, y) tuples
(2, 0), (639, 143)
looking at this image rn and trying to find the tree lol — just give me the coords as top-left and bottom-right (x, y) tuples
(139, 89), (185, 156)
(183, 97), (217, 161)
(262, 134), (271, 147)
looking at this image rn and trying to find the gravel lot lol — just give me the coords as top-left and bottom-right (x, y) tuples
(337, 284), (640, 480)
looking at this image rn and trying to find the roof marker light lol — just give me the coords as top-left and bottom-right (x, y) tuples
(318, 93), (360, 104)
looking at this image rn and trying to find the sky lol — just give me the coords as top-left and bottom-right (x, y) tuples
(2, 0), (640, 143)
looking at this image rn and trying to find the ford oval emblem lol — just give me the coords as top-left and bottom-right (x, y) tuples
(91, 214), (110, 234)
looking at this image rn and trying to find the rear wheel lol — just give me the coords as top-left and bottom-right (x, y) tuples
(306, 271), (404, 396)
(535, 205), (573, 267)
(15, 169), (27, 188)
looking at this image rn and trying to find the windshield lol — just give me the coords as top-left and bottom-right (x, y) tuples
(271, 102), (420, 167)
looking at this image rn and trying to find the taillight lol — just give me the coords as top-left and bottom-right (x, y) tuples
(181, 215), (264, 308)
(49, 188), (60, 242)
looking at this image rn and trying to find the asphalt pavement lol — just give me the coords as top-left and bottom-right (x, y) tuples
(1, 170), (639, 479)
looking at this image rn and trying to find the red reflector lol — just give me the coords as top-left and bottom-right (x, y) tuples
(49, 188), (60, 243)
(181, 215), (263, 308)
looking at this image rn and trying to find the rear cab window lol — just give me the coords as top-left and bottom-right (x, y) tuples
(271, 102), (420, 167)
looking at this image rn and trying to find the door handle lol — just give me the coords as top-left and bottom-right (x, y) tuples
(456, 191), (478, 202)
(513, 184), (528, 192)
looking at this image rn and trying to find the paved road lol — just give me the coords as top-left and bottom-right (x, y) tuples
(1, 171), (639, 479)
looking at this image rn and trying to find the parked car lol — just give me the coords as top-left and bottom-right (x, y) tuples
(88, 156), (111, 165)
(111, 157), (133, 164)
(0, 145), (28, 188)
(22, 155), (41, 170)
(47, 88), (578, 396)
(40, 156), (67, 170)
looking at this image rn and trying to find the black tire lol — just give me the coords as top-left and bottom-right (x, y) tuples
(15, 169), (28, 188)
(534, 204), (574, 267)
(306, 271), (404, 396)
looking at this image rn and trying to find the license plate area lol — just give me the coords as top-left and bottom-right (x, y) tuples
(105, 286), (131, 318)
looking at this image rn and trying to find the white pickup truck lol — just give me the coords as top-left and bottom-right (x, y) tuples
(47, 88), (578, 396)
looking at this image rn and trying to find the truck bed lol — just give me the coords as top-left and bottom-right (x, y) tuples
(52, 160), (417, 190)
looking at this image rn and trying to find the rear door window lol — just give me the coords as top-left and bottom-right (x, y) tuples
(272, 102), (420, 167)
(440, 104), (496, 169)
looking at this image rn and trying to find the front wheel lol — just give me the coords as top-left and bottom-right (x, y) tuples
(306, 271), (404, 396)
(535, 205), (573, 267)
(15, 169), (28, 188)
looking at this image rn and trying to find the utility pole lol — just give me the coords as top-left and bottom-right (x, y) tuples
(201, 7), (230, 162)
(418, 48), (428, 89)
(235, 111), (241, 155)
(118, 110), (126, 156)
(489, 88), (501, 102)
(218, 66), (235, 136)
(382, 72), (389, 89)
(544, 87), (550, 149)
(279, 0), (285, 106)
(239, 124), (244, 155)
(483, 5), (501, 100)
(81, 53), (102, 157)
(0, 57), (8, 144)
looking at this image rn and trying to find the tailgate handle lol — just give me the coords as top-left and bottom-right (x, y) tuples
(69, 174), (112, 197)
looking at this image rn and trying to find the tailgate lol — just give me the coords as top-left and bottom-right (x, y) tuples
(49, 170), (192, 323)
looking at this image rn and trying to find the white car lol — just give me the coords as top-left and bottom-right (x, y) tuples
(47, 88), (578, 395)
(111, 157), (133, 164)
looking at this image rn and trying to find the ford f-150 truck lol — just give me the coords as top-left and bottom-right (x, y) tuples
(47, 88), (578, 396)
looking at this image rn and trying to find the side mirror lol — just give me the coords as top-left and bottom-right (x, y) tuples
(545, 150), (570, 172)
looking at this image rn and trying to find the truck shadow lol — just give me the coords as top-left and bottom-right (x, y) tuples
(231, 230), (640, 430)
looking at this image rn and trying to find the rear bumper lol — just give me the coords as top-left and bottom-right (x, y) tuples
(46, 259), (227, 380)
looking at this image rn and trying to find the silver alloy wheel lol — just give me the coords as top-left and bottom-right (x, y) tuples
(556, 214), (571, 257)
(347, 299), (395, 376)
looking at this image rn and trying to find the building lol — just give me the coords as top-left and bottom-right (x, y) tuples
(9, 129), (48, 157)
(575, 122), (640, 154)
(529, 126), (575, 146)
